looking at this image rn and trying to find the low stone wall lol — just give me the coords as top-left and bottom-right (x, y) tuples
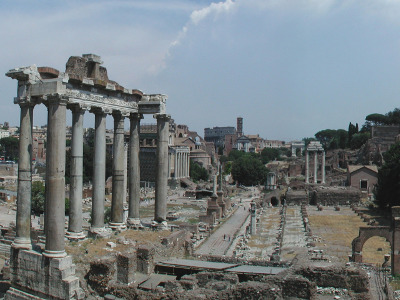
(311, 187), (362, 206)
(286, 190), (308, 205)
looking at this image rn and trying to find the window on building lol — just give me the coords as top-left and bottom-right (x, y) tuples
(360, 180), (368, 189)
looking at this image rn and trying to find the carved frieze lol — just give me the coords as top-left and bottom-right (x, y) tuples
(65, 89), (138, 114)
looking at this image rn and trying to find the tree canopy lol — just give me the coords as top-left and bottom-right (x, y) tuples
(190, 161), (209, 182)
(375, 142), (400, 209)
(231, 154), (268, 186)
(0, 137), (19, 161)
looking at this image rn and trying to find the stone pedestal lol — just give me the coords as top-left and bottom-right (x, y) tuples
(6, 248), (83, 299)
(217, 191), (226, 215)
(206, 195), (222, 220)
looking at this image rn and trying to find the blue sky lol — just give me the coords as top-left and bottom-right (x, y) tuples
(1, 0), (400, 141)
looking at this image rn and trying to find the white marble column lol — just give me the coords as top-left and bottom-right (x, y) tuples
(13, 102), (34, 249)
(322, 151), (326, 184)
(314, 151), (318, 184)
(174, 150), (178, 179)
(110, 112), (126, 230)
(128, 113), (142, 224)
(91, 110), (106, 230)
(305, 150), (309, 184)
(67, 106), (85, 239)
(154, 113), (170, 223)
(44, 95), (67, 258)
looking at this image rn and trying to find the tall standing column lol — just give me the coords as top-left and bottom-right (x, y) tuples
(154, 113), (170, 223)
(187, 152), (190, 177)
(305, 150), (309, 184)
(44, 95), (67, 258)
(110, 112), (126, 230)
(183, 152), (186, 177)
(174, 150), (178, 179)
(128, 113), (142, 225)
(67, 106), (85, 239)
(176, 152), (179, 178)
(13, 102), (34, 249)
(91, 110), (107, 230)
(322, 151), (326, 184)
(314, 152), (318, 184)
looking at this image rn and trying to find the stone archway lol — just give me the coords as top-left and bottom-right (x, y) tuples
(351, 206), (400, 275)
(351, 226), (392, 263)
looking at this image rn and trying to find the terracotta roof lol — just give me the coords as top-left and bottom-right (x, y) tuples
(348, 165), (378, 174)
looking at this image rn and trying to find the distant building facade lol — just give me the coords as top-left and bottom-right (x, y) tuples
(347, 165), (378, 193)
(204, 126), (236, 150)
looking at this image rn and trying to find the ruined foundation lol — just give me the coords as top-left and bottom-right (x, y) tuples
(5, 248), (83, 299)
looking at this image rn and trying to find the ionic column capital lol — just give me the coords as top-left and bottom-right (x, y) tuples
(91, 106), (112, 115)
(45, 93), (69, 106)
(154, 113), (171, 121)
(68, 103), (89, 113)
(15, 96), (36, 107)
(129, 112), (143, 120)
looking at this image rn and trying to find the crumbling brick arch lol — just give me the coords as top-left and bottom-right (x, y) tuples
(351, 226), (392, 263)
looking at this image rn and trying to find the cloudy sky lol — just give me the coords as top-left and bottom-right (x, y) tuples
(1, 0), (400, 141)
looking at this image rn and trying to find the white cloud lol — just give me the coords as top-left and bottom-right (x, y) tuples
(167, 0), (237, 62)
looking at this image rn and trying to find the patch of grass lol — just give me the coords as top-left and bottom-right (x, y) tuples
(309, 213), (390, 263)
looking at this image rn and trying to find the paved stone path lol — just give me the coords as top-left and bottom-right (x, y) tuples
(195, 201), (251, 256)
(281, 206), (307, 259)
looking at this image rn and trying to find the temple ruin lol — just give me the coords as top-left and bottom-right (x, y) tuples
(4, 54), (169, 299)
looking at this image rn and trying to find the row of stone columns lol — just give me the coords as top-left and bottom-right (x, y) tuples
(305, 150), (325, 184)
(174, 149), (189, 179)
(13, 94), (171, 257)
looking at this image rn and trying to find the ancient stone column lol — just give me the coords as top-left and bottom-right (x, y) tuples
(91, 110), (106, 230)
(110, 112), (126, 230)
(13, 102), (34, 249)
(184, 152), (188, 177)
(314, 152), (318, 184)
(67, 106), (85, 239)
(213, 175), (217, 195)
(187, 152), (191, 177)
(305, 150), (309, 184)
(322, 151), (326, 184)
(44, 95), (67, 258)
(176, 152), (179, 178)
(250, 202), (256, 235)
(154, 113), (170, 223)
(174, 150), (178, 179)
(128, 113), (142, 225)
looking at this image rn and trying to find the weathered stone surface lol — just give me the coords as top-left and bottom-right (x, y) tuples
(116, 253), (136, 284)
(6, 249), (83, 299)
(86, 256), (116, 297)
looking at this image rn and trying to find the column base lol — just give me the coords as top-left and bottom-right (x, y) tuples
(152, 221), (168, 231)
(43, 249), (67, 258)
(127, 218), (143, 228)
(11, 237), (32, 250)
(66, 231), (86, 240)
(109, 222), (127, 231)
(88, 227), (112, 239)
